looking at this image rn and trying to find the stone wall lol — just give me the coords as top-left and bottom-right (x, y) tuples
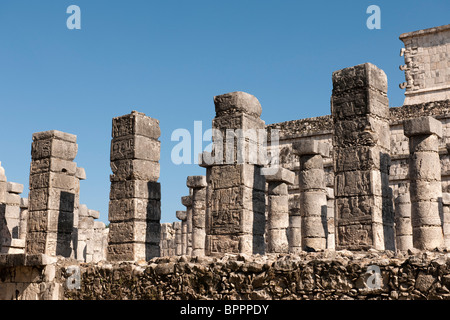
(55, 250), (450, 300)
(399, 24), (450, 105)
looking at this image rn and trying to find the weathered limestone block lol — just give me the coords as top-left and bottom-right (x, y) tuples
(26, 130), (79, 257)
(332, 63), (395, 251)
(262, 167), (294, 253)
(395, 194), (413, 251)
(107, 111), (161, 262)
(404, 116), (444, 250)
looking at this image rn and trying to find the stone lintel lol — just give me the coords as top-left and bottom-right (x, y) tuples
(403, 116), (442, 138)
(186, 176), (207, 188)
(261, 167), (295, 185)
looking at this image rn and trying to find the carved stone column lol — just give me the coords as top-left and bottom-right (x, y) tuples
(331, 63), (395, 251)
(107, 111), (161, 261)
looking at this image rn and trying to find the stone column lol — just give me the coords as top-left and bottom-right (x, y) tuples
(403, 116), (444, 250)
(160, 223), (175, 256)
(181, 195), (193, 255)
(93, 221), (107, 262)
(331, 63), (395, 251)
(262, 167), (294, 253)
(187, 176), (207, 256)
(176, 210), (187, 255)
(203, 91), (266, 256)
(107, 111), (161, 261)
(442, 193), (450, 250)
(173, 221), (182, 256)
(394, 194), (413, 251)
(294, 140), (329, 251)
(26, 130), (79, 257)
(326, 187), (336, 250)
(19, 197), (28, 241)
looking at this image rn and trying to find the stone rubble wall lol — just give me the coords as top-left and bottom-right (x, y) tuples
(58, 250), (450, 300)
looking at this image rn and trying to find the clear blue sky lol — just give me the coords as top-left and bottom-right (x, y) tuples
(0, 0), (448, 225)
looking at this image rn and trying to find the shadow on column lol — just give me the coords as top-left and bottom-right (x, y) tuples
(381, 152), (395, 251)
(56, 192), (75, 257)
(0, 204), (11, 253)
(146, 181), (161, 260)
(253, 167), (265, 255)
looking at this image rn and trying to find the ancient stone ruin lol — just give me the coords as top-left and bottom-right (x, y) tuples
(1, 24), (450, 300)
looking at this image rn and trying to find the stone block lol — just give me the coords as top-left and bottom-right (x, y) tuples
(109, 198), (160, 222)
(186, 175), (207, 188)
(75, 167), (86, 180)
(268, 182), (288, 195)
(109, 180), (161, 200)
(408, 152), (441, 180)
(111, 135), (160, 162)
(299, 169), (325, 191)
(412, 226), (444, 250)
(29, 172), (79, 192)
(293, 140), (330, 157)
(209, 164), (265, 191)
(28, 188), (76, 212)
(20, 197), (28, 209)
(5, 193), (21, 205)
(442, 193), (450, 205)
(213, 91), (262, 118)
(110, 159), (160, 182)
(403, 116), (442, 138)
(181, 195), (192, 207)
(112, 110), (161, 140)
(331, 63), (388, 97)
(409, 180), (442, 202)
(108, 221), (160, 243)
(88, 209), (100, 219)
(408, 134), (440, 153)
(107, 242), (159, 261)
(176, 210), (187, 221)
(6, 182), (23, 194)
(261, 167), (295, 184)
(27, 210), (74, 233)
(31, 138), (78, 161)
(269, 195), (289, 214)
(30, 158), (77, 175)
(334, 146), (390, 173)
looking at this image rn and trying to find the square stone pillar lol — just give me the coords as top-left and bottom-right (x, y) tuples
(107, 111), (161, 261)
(331, 63), (395, 251)
(26, 130), (79, 257)
(202, 91), (266, 256)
